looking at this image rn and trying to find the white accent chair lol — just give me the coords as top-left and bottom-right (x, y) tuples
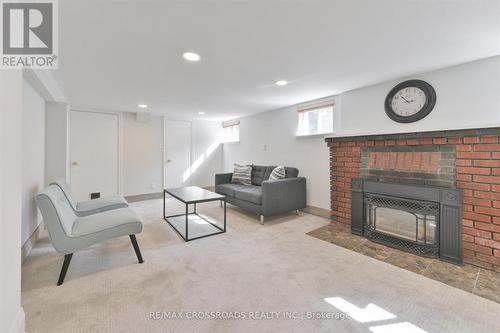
(35, 185), (144, 285)
(50, 179), (129, 216)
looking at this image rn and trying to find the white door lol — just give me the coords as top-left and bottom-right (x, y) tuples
(70, 110), (119, 201)
(164, 119), (191, 189)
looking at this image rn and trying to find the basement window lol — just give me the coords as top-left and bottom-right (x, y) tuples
(222, 120), (240, 143)
(296, 100), (334, 136)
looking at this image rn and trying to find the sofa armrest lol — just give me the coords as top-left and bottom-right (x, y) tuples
(261, 177), (306, 216)
(215, 173), (233, 186)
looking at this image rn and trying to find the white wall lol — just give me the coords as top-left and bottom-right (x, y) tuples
(223, 107), (331, 210)
(45, 102), (69, 184)
(335, 56), (500, 137)
(22, 80), (46, 246)
(61, 112), (223, 197)
(123, 113), (164, 196)
(0, 71), (25, 333)
(190, 120), (224, 187)
(122, 116), (223, 194)
(223, 56), (500, 210)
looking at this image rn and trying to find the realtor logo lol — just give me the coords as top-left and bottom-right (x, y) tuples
(1, 0), (58, 68)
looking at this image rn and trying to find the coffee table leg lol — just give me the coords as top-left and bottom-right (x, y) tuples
(224, 199), (226, 232)
(163, 190), (166, 219)
(185, 203), (189, 241)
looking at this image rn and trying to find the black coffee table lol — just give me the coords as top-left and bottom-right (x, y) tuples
(163, 186), (226, 241)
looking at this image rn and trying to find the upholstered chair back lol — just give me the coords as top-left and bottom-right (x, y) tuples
(49, 179), (78, 211)
(35, 185), (78, 254)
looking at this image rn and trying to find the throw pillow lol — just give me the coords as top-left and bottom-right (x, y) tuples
(269, 166), (286, 181)
(231, 163), (252, 185)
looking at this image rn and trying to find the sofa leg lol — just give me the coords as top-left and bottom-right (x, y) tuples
(129, 235), (144, 263)
(57, 253), (73, 286)
(295, 209), (300, 215)
(260, 215), (264, 225)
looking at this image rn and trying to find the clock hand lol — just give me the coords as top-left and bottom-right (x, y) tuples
(401, 96), (410, 103)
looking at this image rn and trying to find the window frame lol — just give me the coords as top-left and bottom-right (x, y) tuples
(296, 100), (334, 137)
(221, 120), (240, 143)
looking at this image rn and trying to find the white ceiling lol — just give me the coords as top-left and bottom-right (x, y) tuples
(54, 0), (500, 121)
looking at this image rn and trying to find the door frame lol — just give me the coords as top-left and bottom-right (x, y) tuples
(68, 108), (123, 195)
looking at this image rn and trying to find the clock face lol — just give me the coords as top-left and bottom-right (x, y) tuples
(390, 87), (427, 117)
(384, 80), (436, 123)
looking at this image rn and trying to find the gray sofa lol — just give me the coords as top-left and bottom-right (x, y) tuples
(215, 165), (306, 224)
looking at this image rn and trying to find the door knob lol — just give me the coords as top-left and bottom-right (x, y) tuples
(71, 161), (78, 166)
(166, 159), (171, 163)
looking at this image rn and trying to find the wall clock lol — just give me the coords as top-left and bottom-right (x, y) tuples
(384, 79), (436, 123)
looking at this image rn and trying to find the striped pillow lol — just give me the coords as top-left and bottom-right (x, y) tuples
(231, 163), (252, 185)
(269, 166), (286, 181)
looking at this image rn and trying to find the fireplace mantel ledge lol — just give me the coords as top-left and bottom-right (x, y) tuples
(324, 126), (500, 142)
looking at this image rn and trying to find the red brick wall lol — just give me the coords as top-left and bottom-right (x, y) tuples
(368, 151), (441, 172)
(327, 132), (500, 272)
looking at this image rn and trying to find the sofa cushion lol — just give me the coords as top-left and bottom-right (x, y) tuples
(215, 183), (248, 197)
(264, 166), (299, 181)
(284, 167), (299, 178)
(234, 185), (262, 205)
(231, 163), (252, 185)
(269, 166), (286, 181)
(251, 165), (267, 185)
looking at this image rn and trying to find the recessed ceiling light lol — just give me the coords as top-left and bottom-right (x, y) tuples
(183, 52), (201, 62)
(138, 104), (148, 108)
(275, 80), (288, 86)
(198, 111), (205, 115)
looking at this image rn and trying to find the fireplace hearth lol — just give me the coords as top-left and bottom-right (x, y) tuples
(326, 128), (500, 272)
(352, 179), (462, 264)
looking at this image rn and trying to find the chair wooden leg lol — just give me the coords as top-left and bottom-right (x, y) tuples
(57, 253), (73, 286)
(129, 235), (144, 263)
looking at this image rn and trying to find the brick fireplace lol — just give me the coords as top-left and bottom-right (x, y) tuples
(326, 128), (500, 272)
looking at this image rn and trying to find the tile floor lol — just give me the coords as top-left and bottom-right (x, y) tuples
(307, 222), (500, 304)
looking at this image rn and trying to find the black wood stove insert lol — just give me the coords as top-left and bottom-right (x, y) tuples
(351, 179), (462, 264)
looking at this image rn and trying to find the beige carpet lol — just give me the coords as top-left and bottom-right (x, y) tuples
(22, 199), (500, 333)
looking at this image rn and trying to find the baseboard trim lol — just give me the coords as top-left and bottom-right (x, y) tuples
(8, 307), (25, 333)
(126, 187), (216, 203)
(21, 222), (44, 262)
(123, 189), (331, 220)
(125, 192), (163, 203)
(302, 205), (331, 219)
